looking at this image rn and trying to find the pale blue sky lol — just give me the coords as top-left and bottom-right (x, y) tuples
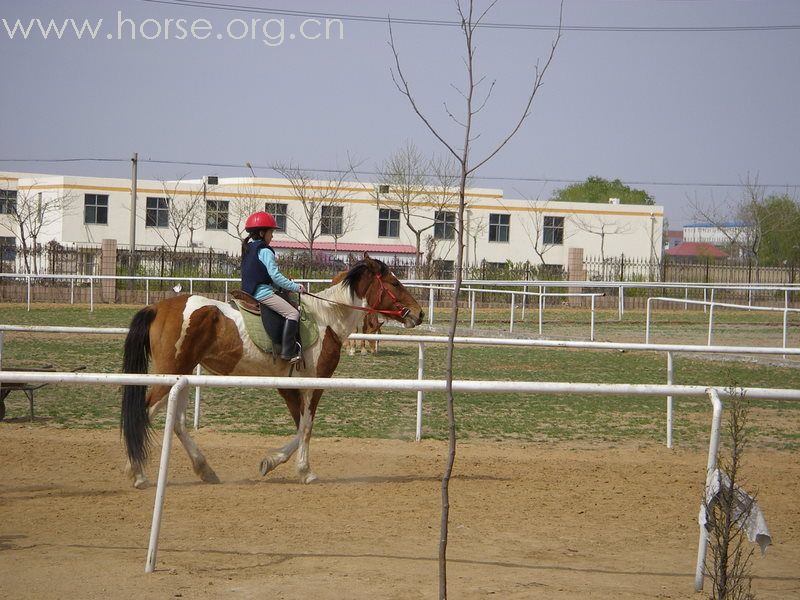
(1, 0), (798, 226)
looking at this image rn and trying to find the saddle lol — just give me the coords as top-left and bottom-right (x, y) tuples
(230, 290), (319, 360)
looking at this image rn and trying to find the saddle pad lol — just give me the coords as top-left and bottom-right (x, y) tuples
(232, 299), (320, 355)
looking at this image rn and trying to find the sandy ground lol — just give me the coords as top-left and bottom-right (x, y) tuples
(1, 426), (798, 599)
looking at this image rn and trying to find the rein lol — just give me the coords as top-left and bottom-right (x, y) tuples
(304, 272), (410, 319)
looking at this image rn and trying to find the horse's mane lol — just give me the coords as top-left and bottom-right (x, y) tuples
(341, 258), (389, 293)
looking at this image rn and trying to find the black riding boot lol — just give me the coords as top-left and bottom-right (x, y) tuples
(280, 319), (301, 363)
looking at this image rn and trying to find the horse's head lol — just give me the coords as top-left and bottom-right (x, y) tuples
(342, 254), (424, 328)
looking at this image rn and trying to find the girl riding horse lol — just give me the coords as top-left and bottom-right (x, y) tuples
(121, 255), (423, 489)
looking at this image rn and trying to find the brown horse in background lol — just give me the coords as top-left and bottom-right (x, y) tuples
(349, 312), (384, 355)
(121, 256), (423, 488)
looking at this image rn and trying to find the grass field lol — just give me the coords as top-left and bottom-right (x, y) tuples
(1, 302), (799, 450)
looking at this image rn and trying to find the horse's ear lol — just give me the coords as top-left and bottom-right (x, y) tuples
(362, 253), (379, 272)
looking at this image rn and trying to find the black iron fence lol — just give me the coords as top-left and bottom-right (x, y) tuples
(584, 255), (800, 285)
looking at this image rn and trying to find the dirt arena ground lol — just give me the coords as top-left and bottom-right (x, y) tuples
(1, 426), (798, 599)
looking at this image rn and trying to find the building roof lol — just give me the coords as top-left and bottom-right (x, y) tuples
(271, 240), (417, 255)
(665, 242), (728, 258)
(667, 230), (683, 239)
(684, 222), (746, 229)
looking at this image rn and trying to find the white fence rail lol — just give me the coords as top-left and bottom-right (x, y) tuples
(646, 296), (800, 347)
(4, 273), (800, 324)
(4, 325), (800, 448)
(0, 368), (796, 591)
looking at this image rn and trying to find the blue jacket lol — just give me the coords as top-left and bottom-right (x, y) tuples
(241, 240), (300, 300)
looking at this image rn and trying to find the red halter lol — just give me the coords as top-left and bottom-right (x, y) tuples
(368, 272), (411, 319)
(304, 270), (411, 319)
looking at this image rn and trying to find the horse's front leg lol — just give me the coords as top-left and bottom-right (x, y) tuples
(294, 389), (322, 484)
(260, 388), (302, 477)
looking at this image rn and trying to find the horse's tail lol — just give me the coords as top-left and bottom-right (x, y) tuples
(121, 305), (157, 467)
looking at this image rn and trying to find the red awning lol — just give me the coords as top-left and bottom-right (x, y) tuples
(665, 242), (728, 258)
(271, 240), (417, 255)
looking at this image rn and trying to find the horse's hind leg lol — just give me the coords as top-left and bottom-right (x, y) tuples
(124, 384), (170, 489)
(172, 385), (220, 484)
(124, 382), (219, 487)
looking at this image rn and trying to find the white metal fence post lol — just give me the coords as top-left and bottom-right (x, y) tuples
(521, 285), (527, 321)
(415, 342), (425, 442)
(707, 304), (715, 346)
(590, 295), (596, 341)
(618, 285), (624, 321)
(694, 388), (723, 592)
(428, 286), (434, 326)
(470, 290), (476, 329)
(645, 297), (653, 344)
(27, 276), (31, 311)
(193, 364), (202, 430)
(538, 292), (544, 336)
(146, 376), (188, 574)
(510, 293), (515, 333)
(666, 351), (674, 448)
(90, 277), (94, 312)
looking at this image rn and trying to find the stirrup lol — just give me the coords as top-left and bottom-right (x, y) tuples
(282, 342), (302, 364)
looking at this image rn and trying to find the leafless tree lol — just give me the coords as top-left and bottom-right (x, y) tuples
(690, 174), (766, 263)
(272, 161), (360, 260)
(374, 143), (470, 273)
(507, 191), (571, 267)
(0, 179), (74, 274)
(463, 209), (487, 270)
(151, 178), (206, 252)
(389, 1), (563, 596)
(703, 389), (758, 599)
(226, 179), (265, 242)
(572, 215), (632, 279)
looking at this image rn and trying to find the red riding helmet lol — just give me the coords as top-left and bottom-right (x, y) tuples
(245, 211), (278, 231)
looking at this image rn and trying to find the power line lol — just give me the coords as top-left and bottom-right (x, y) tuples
(162, 0), (797, 32)
(138, 0), (800, 32)
(1, 156), (798, 189)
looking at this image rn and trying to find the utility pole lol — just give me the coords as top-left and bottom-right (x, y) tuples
(129, 152), (138, 279)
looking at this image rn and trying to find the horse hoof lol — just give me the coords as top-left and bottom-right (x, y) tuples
(200, 467), (220, 484)
(259, 457), (277, 477)
(133, 478), (149, 490)
(299, 471), (318, 484)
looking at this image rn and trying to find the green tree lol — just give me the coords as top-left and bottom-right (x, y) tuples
(552, 176), (654, 205)
(755, 193), (800, 266)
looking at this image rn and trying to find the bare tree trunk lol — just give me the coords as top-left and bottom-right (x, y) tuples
(389, 3), (562, 597)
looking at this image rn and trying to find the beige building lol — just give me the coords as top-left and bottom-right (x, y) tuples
(0, 171), (664, 273)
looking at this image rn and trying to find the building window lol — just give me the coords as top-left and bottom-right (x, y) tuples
(321, 205), (343, 236)
(543, 216), (564, 245)
(206, 200), (229, 230)
(265, 202), (288, 232)
(84, 194), (109, 225)
(434, 210), (455, 240)
(0, 236), (16, 261)
(378, 208), (400, 238)
(488, 213), (510, 242)
(0, 190), (17, 214)
(146, 197), (169, 228)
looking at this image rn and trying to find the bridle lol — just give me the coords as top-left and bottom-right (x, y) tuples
(304, 270), (412, 319)
(369, 272), (411, 319)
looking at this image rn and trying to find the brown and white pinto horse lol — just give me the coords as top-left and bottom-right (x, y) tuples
(121, 256), (423, 489)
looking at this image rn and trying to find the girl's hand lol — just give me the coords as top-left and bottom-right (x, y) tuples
(297, 284), (306, 294)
